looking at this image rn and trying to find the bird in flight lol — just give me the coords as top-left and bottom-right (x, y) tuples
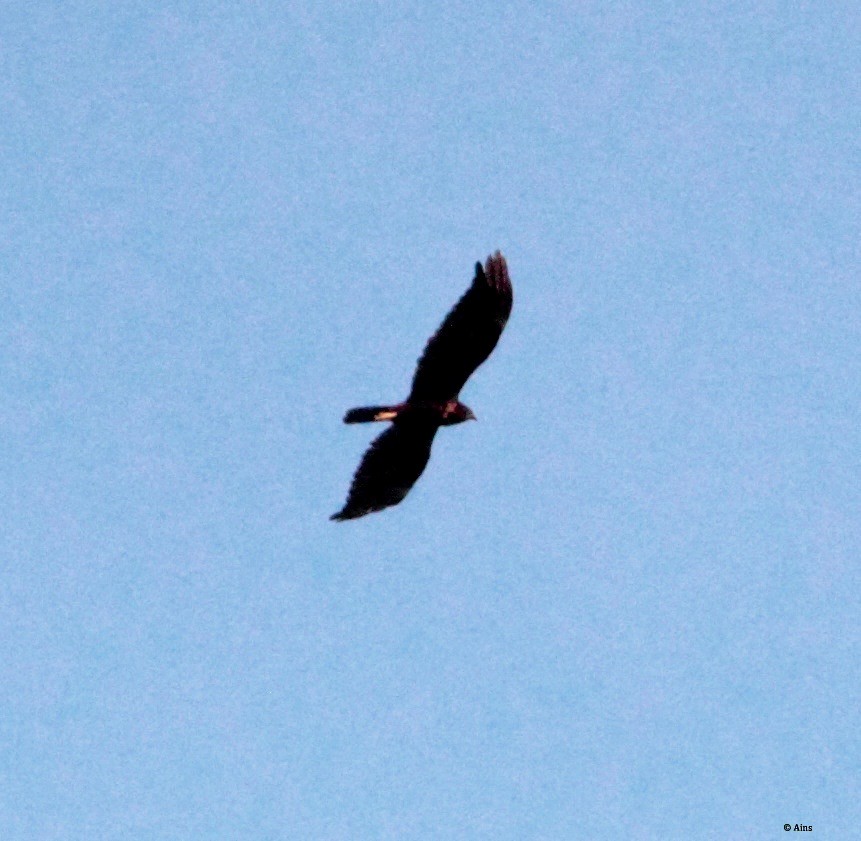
(331, 251), (513, 521)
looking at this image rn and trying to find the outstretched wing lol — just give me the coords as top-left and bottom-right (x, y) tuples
(408, 252), (513, 403)
(331, 419), (439, 521)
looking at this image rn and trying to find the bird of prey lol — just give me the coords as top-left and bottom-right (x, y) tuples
(331, 251), (513, 521)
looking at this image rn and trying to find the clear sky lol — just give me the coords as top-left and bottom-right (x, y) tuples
(2, 2), (859, 839)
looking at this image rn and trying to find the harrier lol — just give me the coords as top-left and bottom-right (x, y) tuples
(331, 252), (513, 521)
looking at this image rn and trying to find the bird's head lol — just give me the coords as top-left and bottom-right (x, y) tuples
(442, 401), (476, 425)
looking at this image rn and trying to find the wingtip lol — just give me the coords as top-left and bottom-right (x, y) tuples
(475, 252), (507, 283)
(330, 507), (361, 521)
(485, 250), (506, 270)
(483, 251), (510, 295)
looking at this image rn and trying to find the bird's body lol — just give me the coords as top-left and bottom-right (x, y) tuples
(331, 252), (512, 521)
(342, 400), (474, 426)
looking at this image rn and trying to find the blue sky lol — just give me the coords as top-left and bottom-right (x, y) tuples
(2, 2), (859, 838)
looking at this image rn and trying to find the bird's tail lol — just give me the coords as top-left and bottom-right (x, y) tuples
(343, 405), (403, 423)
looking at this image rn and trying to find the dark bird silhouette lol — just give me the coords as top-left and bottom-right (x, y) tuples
(331, 252), (513, 521)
